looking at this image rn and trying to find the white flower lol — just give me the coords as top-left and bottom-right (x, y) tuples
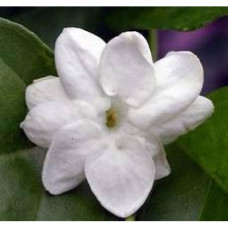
(20, 28), (214, 218)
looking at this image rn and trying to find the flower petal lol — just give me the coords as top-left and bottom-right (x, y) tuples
(26, 76), (69, 110)
(85, 135), (155, 218)
(144, 135), (171, 180)
(42, 120), (107, 195)
(116, 120), (170, 180)
(128, 51), (204, 129)
(20, 100), (98, 148)
(99, 32), (155, 107)
(151, 96), (214, 145)
(55, 28), (107, 107)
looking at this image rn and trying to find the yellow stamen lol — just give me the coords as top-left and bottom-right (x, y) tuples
(106, 108), (117, 128)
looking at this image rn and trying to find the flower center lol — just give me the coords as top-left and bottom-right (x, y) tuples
(106, 108), (118, 129)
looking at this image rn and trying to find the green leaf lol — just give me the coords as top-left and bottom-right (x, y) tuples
(0, 17), (56, 85)
(0, 17), (56, 154)
(139, 87), (228, 220)
(106, 7), (228, 31)
(1, 17), (227, 221)
(177, 87), (228, 193)
(199, 182), (228, 221)
(140, 87), (228, 220)
(137, 144), (228, 221)
(0, 147), (117, 220)
(0, 17), (118, 221)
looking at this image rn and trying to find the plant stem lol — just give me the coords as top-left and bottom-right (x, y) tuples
(125, 214), (135, 221)
(149, 29), (158, 61)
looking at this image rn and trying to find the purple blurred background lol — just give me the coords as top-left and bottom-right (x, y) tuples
(158, 16), (228, 94)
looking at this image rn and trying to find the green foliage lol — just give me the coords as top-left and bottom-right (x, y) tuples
(0, 147), (116, 220)
(0, 17), (55, 85)
(106, 7), (228, 31)
(0, 17), (116, 221)
(137, 145), (228, 221)
(178, 87), (228, 193)
(140, 87), (228, 220)
(0, 16), (227, 221)
(139, 87), (228, 220)
(0, 18), (56, 154)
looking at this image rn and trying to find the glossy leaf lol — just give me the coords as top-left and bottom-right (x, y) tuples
(139, 87), (228, 220)
(0, 147), (117, 221)
(0, 17), (228, 221)
(0, 17), (118, 221)
(137, 145), (228, 221)
(200, 182), (228, 221)
(177, 87), (228, 193)
(0, 17), (56, 154)
(0, 17), (55, 85)
(106, 7), (228, 31)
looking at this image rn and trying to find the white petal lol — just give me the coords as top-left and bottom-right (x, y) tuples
(55, 28), (108, 109)
(26, 76), (69, 110)
(144, 135), (171, 180)
(116, 120), (170, 180)
(99, 32), (155, 107)
(42, 120), (107, 195)
(128, 51), (204, 129)
(20, 100), (98, 148)
(85, 135), (155, 218)
(152, 96), (214, 145)
(116, 120), (148, 139)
